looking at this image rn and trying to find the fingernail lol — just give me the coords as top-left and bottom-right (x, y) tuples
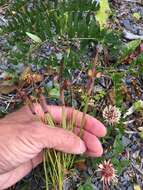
(78, 140), (86, 154)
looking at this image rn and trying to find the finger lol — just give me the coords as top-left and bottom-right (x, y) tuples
(0, 153), (42, 190)
(34, 103), (45, 121)
(26, 123), (86, 154)
(45, 105), (106, 137)
(74, 128), (103, 157)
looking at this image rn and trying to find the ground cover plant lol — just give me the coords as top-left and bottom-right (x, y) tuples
(0, 0), (143, 190)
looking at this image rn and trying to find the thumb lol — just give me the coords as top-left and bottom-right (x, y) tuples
(26, 122), (86, 154)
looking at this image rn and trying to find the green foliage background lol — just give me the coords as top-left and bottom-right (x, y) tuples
(1, 0), (122, 74)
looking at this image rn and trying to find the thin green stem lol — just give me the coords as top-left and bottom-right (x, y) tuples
(47, 151), (59, 181)
(43, 150), (49, 190)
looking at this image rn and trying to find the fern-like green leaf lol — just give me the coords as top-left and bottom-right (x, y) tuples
(96, 0), (111, 29)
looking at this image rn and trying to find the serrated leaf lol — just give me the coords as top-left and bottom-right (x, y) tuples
(126, 40), (141, 52)
(26, 32), (42, 43)
(96, 0), (111, 29)
(122, 40), (141, 58)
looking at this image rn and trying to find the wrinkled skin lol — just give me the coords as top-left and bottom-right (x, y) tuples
(0, 105), (106, 189)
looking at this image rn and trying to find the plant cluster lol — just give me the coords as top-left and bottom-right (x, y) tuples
(0, 0), (143, 189)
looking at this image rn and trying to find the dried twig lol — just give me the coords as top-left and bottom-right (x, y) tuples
(59, 60), (65, 106)
(80, 45), (100, 131)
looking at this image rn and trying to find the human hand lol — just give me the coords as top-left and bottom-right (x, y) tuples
(0, 105), (106, 189)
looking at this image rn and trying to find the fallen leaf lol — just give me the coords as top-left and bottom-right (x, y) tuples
(139, 131), (143, 139)
(123, 105), (134, 118)
(138, 127), (143, 131)
(96, 72), (103, 78)
(133, 100), (143, 111)
(107, 89), (116, 104)
(26, 32), (42, 43)
(74, 160), (87, 171)
(133, 12), (141, 20)
(134, 184), (141, 190)
(0, 83), (16, 94)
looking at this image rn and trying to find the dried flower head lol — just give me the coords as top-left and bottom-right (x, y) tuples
(22, 73), (42, 84)
(97, 160), (117, 186)
(103, 105), (121, 124)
